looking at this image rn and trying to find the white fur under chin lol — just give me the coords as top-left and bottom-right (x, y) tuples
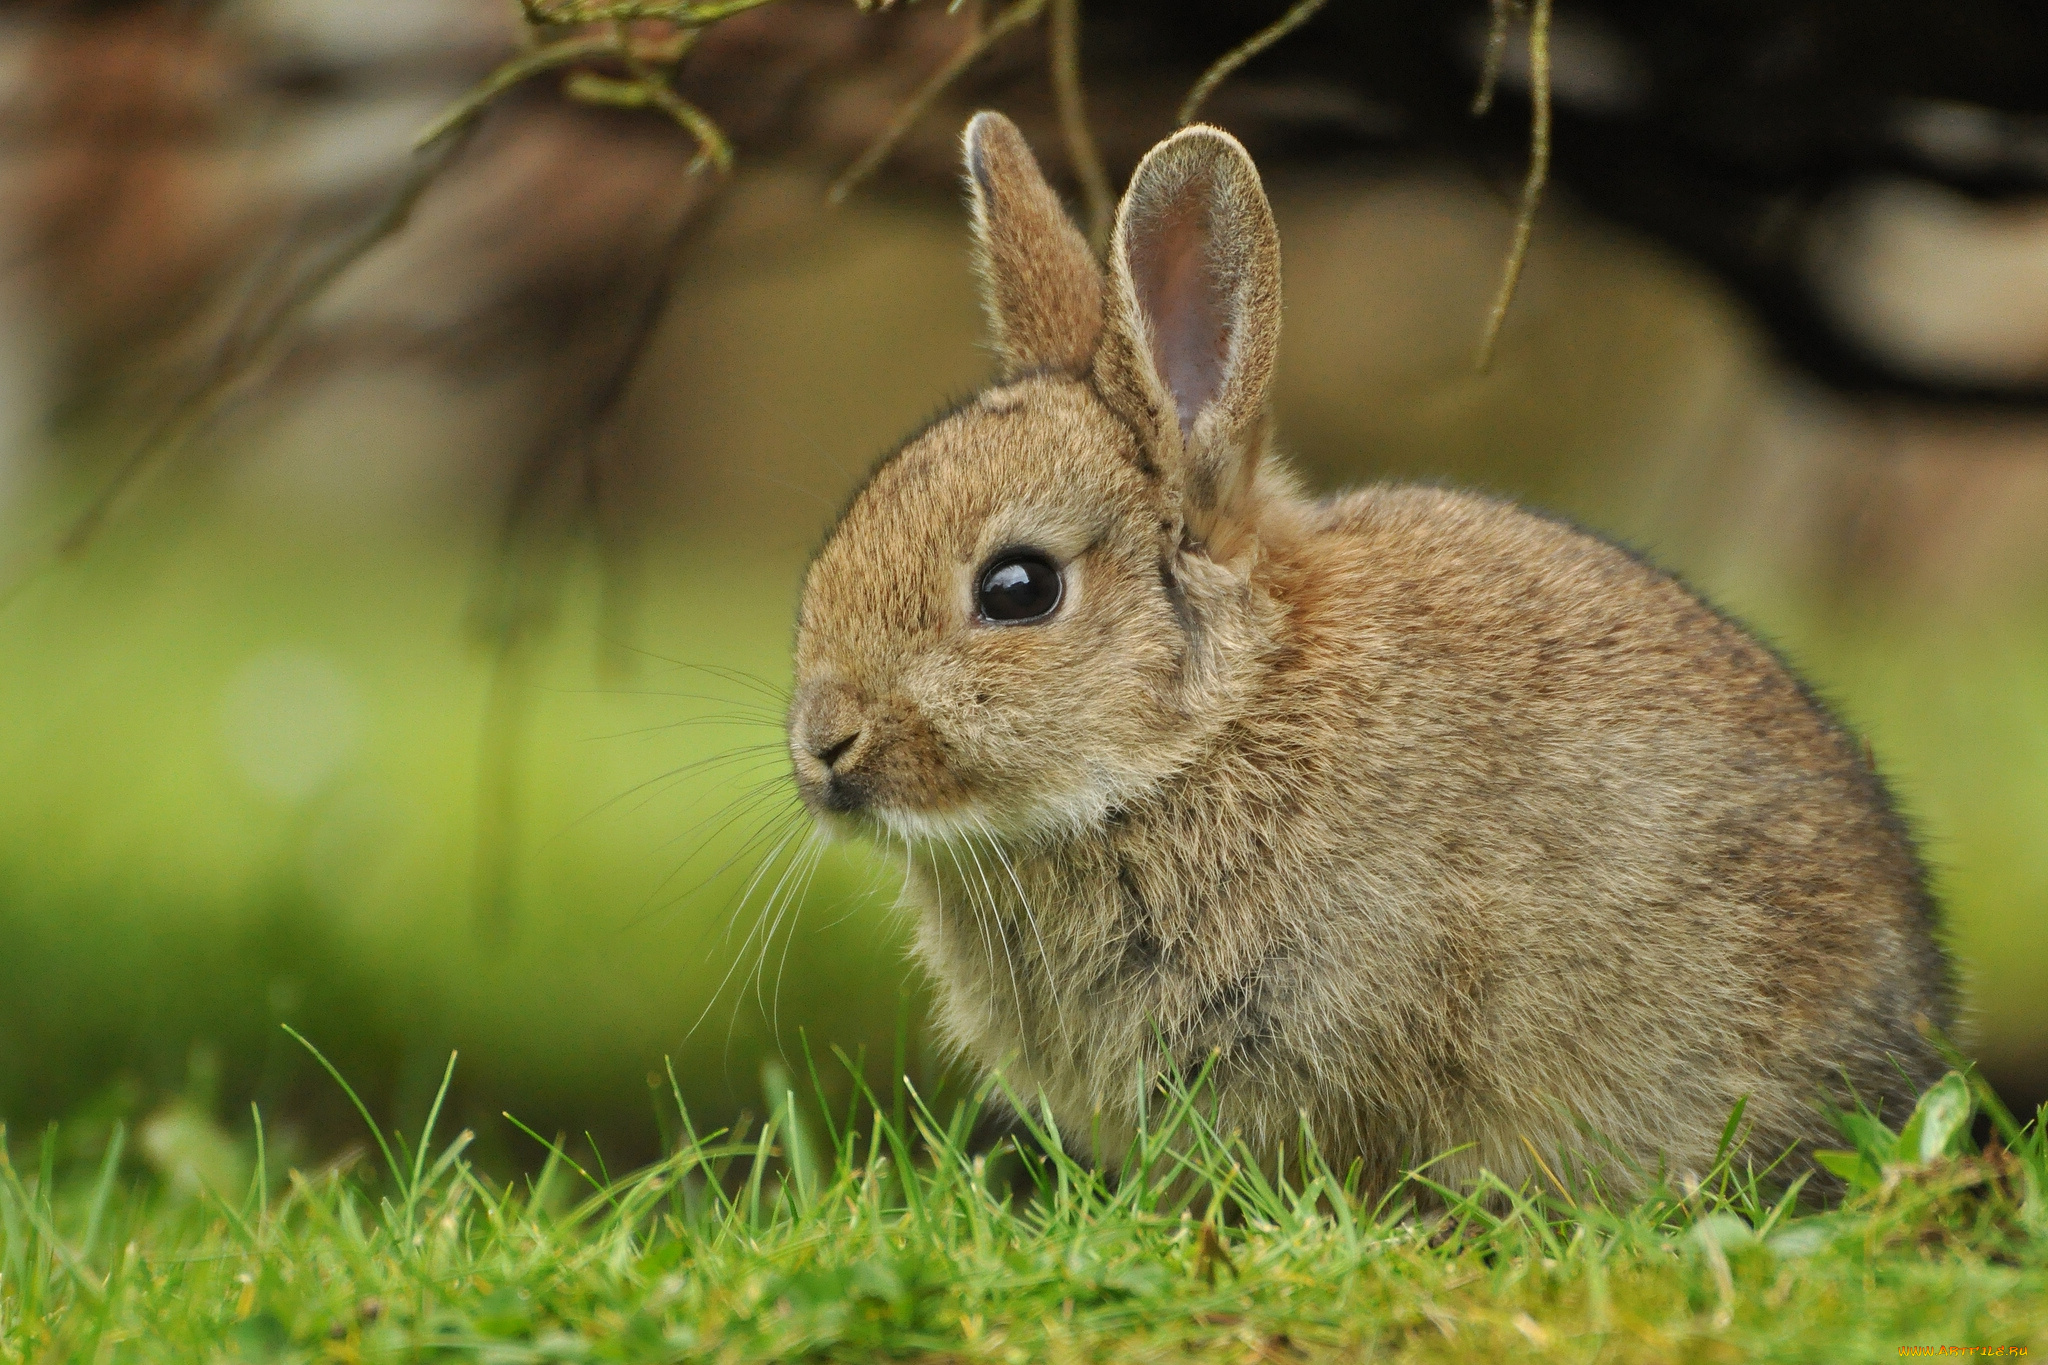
(855, 774), (1133, 850)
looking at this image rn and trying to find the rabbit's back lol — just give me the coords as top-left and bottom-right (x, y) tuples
(1309, 486), (1944, 1142)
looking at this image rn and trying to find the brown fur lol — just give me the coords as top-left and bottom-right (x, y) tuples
(787, 113), (1951, 1193)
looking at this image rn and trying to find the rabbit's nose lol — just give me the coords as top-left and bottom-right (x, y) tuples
(811, 730), (861, 769)
(793, 680), (868, 772)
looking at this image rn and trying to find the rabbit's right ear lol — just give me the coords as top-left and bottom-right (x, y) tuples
(964, 112), (1103, 375)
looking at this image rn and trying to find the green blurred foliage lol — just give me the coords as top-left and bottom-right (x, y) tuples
(0, 490), (926, 1165)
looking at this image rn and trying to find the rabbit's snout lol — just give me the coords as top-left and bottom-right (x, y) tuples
(788, 678), (969, 823)
(790, 680), (872, 812)
(793, 680), (864, 768)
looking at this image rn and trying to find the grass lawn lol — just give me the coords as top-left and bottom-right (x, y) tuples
(4, 1047), (2043, 1363)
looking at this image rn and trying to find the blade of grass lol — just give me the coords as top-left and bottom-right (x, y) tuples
(408, 1053), (460, 1209)
(283, 1025), (406, 1196)
(78, 1122), (126, 1265)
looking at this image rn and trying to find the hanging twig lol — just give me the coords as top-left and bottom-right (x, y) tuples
(1048, 0), (1112, 249)
(414, 31), (621, 150)
(1471, 0), (1514, 118)
(521, 0), (782, 26)
(418, 22), (733, 172)
(1473, 0), (1550, 372)
(828, 0), (1051, 205)
(616, 26), (732, 173)
(1176, 0), (1330, 127)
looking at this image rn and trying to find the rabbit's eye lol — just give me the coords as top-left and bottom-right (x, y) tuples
(976, 551), (1062, 624)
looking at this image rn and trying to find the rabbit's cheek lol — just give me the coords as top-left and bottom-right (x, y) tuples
(853, 710), (974, 817)
(882, 654), (1097, 819)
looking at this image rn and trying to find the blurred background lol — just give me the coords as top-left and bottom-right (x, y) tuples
(0, 0), (2044, 1179)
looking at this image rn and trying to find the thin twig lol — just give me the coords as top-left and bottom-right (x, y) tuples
(415, 31), (622, 150)
(617, 26), (733, 172)
(1048, 0), (1112, 248)
(1176, 0), (1330, 127)
(1474, 0), (1550, 372)
(428, 21), (730, 170)
(828, 0), (1051, 205)
(0, 123), (481, 613)
(523, 0), (783, 26)
(1471, 0), (1514, 118)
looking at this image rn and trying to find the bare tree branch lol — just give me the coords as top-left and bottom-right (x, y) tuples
(1474, 0), (1551, 372)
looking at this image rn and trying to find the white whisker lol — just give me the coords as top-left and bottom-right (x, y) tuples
(957, 830), (1031, 1054)
(748, 822), (822, 1020)
(938, 834), (1008, 1040)
(770, 835), (829, 1035)
(683, 818), (804, 1041)
(974, 812), (1072, 1061)
(619, 784), (802, 933)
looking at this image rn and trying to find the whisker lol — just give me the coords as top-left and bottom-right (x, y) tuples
(616, 784), (799, 933)
(749, 822), (821, 1018)
(819, 839), (901, 929)
(955, 831), (1031, 1054)
(683, 817), (806, 1042)
(769, 835), (829, 1039)
(658, 767), (792, 830)
(566, 747), (784, 844)
(928, 837), (992, 1013)
(581, 719), (789, 743)
(711, 808), (810, 955)
(632, 785), (804, 928)
(642, 766), (793, 835)
(593, 646), (795, 705)
(651, 769), (786, 843)
(975, 813), (1072, 1061)
(545, 686), (787, 720)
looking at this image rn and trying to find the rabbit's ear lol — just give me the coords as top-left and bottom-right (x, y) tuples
(964, 112), (1102, 375)
(1094, 125), (1280, 536)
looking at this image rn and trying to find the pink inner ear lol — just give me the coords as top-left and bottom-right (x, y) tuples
(1130, 178), (1226, 435)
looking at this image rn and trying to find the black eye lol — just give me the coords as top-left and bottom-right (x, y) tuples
(975, 550), (1063, 624)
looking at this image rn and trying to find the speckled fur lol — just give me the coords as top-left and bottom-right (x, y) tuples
(787, 113), (1951, 1192)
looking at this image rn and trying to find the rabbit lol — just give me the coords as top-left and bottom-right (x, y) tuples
(784, 109), (1953, 1195)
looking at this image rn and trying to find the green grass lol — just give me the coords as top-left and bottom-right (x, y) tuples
(4, 1046), (2044, 1363)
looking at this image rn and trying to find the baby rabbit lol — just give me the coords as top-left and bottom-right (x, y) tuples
(786, 110), (1952, 1193)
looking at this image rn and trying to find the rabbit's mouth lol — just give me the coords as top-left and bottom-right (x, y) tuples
(807, 771), (1136, 854)
(791, 774), (1007, 849)
(789, 741), (1106, 850)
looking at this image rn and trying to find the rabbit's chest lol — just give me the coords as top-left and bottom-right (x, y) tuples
(908, 825), (1311, 1087)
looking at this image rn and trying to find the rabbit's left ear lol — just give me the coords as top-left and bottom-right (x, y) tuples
(1092, 125), (1280, 536)
(963, 111), (1103, 375)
